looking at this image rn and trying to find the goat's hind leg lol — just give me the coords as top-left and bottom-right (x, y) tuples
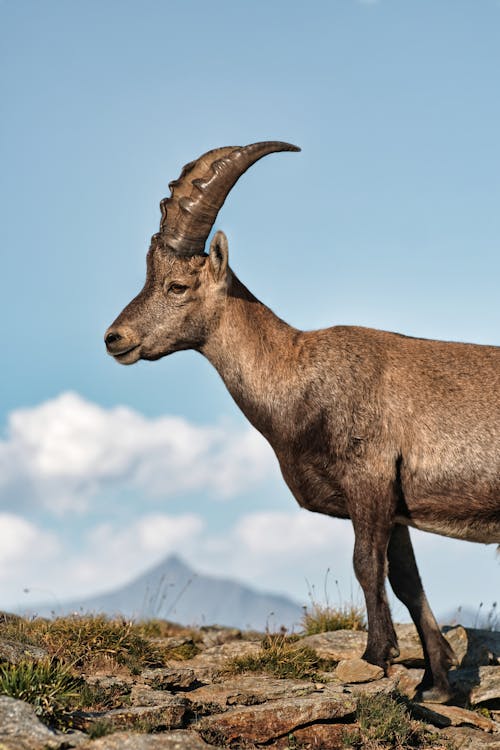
(387, 524), (457, 703)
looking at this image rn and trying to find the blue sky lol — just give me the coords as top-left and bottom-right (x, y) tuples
(0, 0), (498, 622)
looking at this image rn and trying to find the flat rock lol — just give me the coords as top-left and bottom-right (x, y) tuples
(0, 637), (48, 664)
(411, 702), (500, 732)
(80, 697), (190, 732)
(300, 629), (366, 661)
(187, 674), (323, 711)
(0, 696), (85, 749)
(197, 693), (356, 745)
(78, 730), (212, 749)
(335, 657), (384, 683)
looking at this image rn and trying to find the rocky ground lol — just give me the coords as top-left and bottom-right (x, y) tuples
(0, 618), (499, 749)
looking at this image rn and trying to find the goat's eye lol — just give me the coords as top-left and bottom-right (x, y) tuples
(168, 283), (188, 295)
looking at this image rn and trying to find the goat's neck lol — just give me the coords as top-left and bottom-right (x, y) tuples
(201, 274), (301, 439)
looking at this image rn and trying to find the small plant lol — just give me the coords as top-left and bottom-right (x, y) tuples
(0, 658), (82, 728)
(301, 571), (366, 634)
(228, 632), (335, 680)
(302, 601), (366, 635)
(343, 692), (444, 749)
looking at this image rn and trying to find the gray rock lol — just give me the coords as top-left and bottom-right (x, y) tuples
(0, 637), (48, 664)
(0, 695), (85, 749)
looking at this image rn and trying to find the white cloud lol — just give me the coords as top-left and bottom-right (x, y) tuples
(0, 513), (58, 567)
(0, 513), (62, 609)
(0, 392), (276, 515)
(234, 510), (343, 555)
(191, 509), (357, 599)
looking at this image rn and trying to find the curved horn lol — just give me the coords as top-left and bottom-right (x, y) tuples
(156, 141), (300, 255)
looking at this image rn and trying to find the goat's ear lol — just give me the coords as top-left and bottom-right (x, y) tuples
(208, 230), (229, 281)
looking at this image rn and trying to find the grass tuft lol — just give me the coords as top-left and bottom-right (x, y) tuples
(343, 692), (447, 749)
(301, 602), (366, 635)
(301, 571), (366, 635)
(0, 658), (82, 729)
(227, 632), (335, 680)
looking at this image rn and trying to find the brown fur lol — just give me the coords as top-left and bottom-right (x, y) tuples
(106, 223), (499, 704)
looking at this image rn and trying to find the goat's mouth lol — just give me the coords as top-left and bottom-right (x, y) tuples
(112, 344), (141, 365)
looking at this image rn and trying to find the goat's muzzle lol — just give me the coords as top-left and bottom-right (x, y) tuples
(104, 325), (141, 365)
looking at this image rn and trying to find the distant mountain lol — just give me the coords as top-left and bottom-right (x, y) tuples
(22, 555), (304, 631)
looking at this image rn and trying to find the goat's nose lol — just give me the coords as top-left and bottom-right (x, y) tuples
(105, 331), (122, 346)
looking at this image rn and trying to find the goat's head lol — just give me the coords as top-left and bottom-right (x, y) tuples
(105, 141), (299, 364)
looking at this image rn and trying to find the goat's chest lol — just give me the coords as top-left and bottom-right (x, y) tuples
(276, 449), (350, 519)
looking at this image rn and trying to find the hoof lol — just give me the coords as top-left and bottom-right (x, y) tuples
(415, 685), (453, 704)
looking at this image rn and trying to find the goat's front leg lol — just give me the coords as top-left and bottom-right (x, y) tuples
(349, 489), (399, 672)
(387, 523), (456, 703)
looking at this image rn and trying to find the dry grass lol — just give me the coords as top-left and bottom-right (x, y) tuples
(301, 602), (366, 635)
(227, 632), (336, 680)
(0, 614), (163, 672)
(300, 571), (366, 635)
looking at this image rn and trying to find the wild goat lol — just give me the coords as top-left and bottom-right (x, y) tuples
(105, 141), (500, 702)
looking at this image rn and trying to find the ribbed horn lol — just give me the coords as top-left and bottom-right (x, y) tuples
(156, 141), (300, 255)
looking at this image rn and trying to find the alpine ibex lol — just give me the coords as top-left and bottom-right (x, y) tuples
(105, 141), (500, 702)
